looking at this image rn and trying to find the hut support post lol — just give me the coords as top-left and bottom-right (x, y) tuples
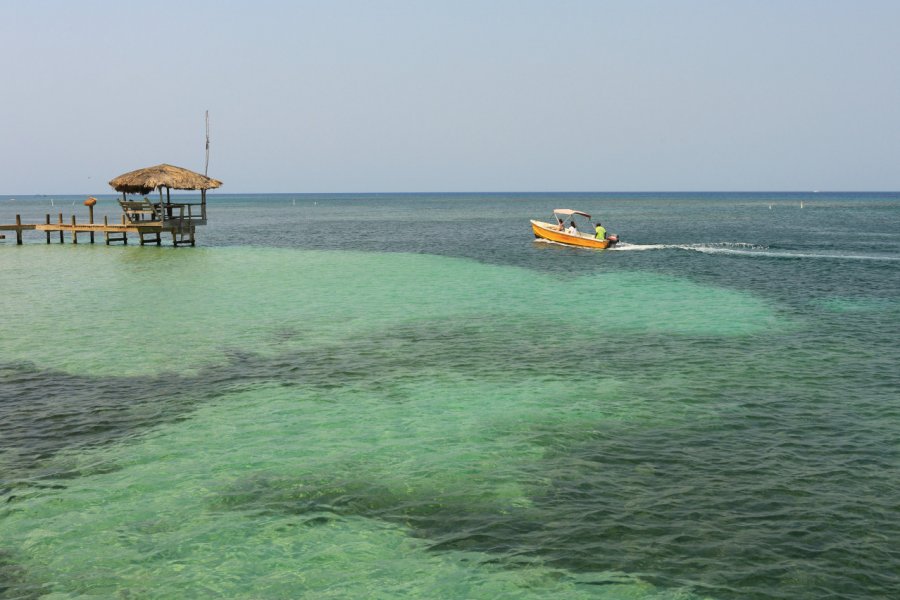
(71, 215), (77, 244)
(45, 214), (51, 244)
(201, 189), (207, 220)
(58, 213), (64, 244)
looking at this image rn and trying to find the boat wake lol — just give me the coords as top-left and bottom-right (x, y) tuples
(613, 242), (900, 261)
(614, 242), (762, 253)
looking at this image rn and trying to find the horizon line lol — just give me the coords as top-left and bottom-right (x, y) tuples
(3, 190), (900, 197)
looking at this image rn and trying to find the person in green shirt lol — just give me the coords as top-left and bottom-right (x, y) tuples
(594, 222), (607, 240)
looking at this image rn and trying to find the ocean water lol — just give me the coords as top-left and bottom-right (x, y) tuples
(1, 192), (898, 599)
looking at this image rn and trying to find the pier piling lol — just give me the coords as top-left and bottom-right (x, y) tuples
(88, 204), (95, 243)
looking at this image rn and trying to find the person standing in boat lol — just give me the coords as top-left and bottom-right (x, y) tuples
(594, 222), (607, 240)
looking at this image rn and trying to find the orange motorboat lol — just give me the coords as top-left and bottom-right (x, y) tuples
(530, 209), (619, 249)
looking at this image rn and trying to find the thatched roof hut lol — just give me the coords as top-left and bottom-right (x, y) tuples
(109, 163), (222, 225)
(109, 164), (222, 196)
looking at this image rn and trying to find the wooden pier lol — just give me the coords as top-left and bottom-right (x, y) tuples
(2, 163), (221, 248)
(1, 207), (198, 247)
(0, 213), (196, 246)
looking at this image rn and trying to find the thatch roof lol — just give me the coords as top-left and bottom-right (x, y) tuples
(109, 164), (223, 195)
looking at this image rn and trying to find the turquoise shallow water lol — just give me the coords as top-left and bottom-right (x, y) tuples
(1, 193), (899, 599)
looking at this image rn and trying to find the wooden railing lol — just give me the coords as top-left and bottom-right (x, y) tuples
(119, 201), (207, 227)
(159, 202), (206, 225)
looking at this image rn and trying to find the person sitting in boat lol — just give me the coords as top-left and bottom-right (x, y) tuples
(557, 218), (566, 231)
(565, 221), (578, 235)
(594, 222), (607, 240)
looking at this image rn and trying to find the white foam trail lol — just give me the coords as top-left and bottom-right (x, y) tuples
(613, 242), (683, 251)
(613, 242), (762, 252)
(613, 242), (900, 261)
(721, 250), (900, 261)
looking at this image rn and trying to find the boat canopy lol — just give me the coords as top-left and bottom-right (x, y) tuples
(553, 209), (591, 219)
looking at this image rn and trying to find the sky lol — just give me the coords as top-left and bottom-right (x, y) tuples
(2, 0), (899, 194)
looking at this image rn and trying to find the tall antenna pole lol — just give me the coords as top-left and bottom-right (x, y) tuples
(204, 110), (210, 176)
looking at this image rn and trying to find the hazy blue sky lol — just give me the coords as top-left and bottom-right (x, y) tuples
(2, 1), (898, 193)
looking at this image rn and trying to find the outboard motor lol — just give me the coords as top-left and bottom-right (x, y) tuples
(606, 233), (619, 245)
